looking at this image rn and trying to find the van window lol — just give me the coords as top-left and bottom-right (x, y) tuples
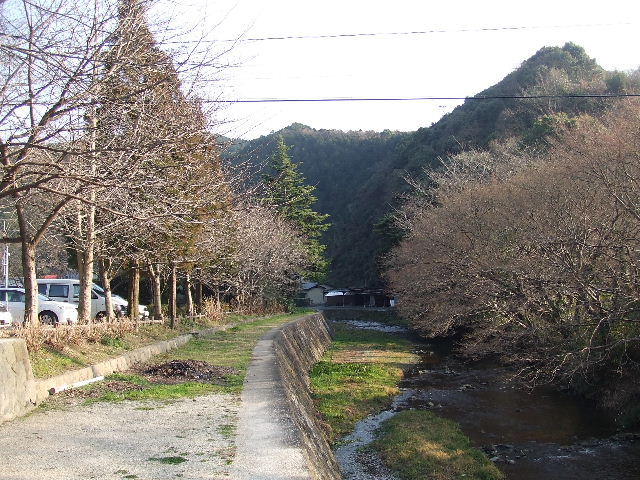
(48, 284), (69, 298)
(38, 284), (47, 295)
(8, 291), (25, 302)
(73, 285), (80, 299)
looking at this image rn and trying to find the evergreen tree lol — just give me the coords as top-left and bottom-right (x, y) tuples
(263, 136), (330, 281)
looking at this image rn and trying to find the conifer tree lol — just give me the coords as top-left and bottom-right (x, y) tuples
(263, 136), (330, 281)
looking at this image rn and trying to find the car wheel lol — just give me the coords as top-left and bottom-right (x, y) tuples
(39, 311), (59, 325)
(95, 311), (107, 322)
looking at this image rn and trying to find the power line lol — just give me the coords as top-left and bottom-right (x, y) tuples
(4, 93), (637, 108)
(210, 93), (640, 104)
(165, 21), (637, 44)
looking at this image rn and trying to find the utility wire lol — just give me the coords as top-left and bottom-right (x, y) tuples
(165, 21), (636, 44)
(5, 93), (638, 107)
(210, 93), (640, 104)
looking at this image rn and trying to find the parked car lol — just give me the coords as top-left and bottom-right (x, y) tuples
(0, 287), (78, 325)
(86, 283), (149, 319)
(36, 279), (149, 320)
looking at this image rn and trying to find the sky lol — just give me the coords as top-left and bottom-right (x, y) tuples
(171, 0), (640, 139)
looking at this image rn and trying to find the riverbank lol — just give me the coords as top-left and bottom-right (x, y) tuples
(310, 314), (501, 480)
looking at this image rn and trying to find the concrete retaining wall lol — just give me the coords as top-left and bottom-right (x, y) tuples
(321, 307), (399, 323)
(275, 314), (341, 480)
(234, 312), (341, 480)
(0, 339), (37, 423)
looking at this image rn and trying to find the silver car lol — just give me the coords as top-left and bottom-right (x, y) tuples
(0, 287), (79, 325)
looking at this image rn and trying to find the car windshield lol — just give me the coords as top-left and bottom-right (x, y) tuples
(0, 290), (50, 302)
(92, 284), (106, 297)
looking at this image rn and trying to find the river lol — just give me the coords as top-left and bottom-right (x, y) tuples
(333, 319), (640, 480)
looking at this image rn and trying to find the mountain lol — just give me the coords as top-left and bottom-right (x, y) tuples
(222, 43), (633, 287)
(222, 125), (410, 286)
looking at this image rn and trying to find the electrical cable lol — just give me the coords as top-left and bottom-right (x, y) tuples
(163, 21), (637, 44)
(208, 93), (640, 104)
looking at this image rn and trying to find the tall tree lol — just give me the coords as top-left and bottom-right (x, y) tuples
(263, 136), (329, 281)
(67, 0), (230, 322)
(0, 0), (123, 323)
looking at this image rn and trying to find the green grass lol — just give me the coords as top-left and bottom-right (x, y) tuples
(372, 410), (504, 480)
(29, 323), (199, 378)
(30, 347), (85, 378)
(147, 456), (188, 465)
(217, 424), (236, 438)
(90, 378), (223, 403)
(82, 312), (305, 403)
(309, 322), (419, 441)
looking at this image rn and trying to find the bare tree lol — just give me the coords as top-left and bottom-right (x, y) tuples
(387, 100), (640, 412)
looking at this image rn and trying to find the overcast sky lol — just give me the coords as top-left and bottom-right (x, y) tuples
(174, 0), (640, 139)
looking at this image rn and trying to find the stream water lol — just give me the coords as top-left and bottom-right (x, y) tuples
(333, 319), (640, 480)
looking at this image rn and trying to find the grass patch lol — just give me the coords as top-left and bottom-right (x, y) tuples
(372, 410), (504, 480)
(69, 312), (305, 404)
(30, 346), (85, 378)
(217, 424), (236, 438)
(148, 456), (187, 465)
(310, 322), (419, 441)
(29, 323), (193, 378)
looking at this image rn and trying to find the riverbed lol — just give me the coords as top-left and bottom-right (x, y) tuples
(333, 319), (640, 480)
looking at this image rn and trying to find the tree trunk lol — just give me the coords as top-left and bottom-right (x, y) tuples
(98, 257), (114, 321)
(185, 272), (194, 317)
(78, 95), (98, 323)
(169, 262), (177, 329)
(128, 259), (140, 321)
(76, 202), (96, 323)
(21, 242), (38, 326)
(148, 263), (163, 321)
(195, 268), (203, 314)
(16, 204), (37, 325)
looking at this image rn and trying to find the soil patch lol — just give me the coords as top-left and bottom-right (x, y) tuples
(141, 359), (240, 384)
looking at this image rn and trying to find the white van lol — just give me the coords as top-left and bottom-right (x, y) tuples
(0, 287), (78, 325)
(36, 279), (128, 320)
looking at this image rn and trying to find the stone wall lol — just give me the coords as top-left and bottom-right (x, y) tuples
(0, 338), (37, 423)
(321, 306), (399, 323)
(273, 313), (341, 480)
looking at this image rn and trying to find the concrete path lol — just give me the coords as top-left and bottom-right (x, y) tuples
(232, 326), (312, 480)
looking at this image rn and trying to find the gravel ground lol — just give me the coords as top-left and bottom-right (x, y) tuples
(0, 392), (239, 480)
(335, 389), (414, 480)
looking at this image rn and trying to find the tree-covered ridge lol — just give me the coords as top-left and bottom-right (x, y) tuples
(224, 43), (640, 288)
(223, 125), (410, 286)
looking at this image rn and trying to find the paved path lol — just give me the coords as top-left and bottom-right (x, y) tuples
(232, 324), (313, 480)
(0, 393), (239, 480)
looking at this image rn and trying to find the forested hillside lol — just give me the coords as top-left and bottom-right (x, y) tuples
(223, 43), (637, 287)
(223, 125), (410, 286)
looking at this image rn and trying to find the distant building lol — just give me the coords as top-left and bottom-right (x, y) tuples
(324, 288), (393, 307)
(300, 282), (333, 306)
